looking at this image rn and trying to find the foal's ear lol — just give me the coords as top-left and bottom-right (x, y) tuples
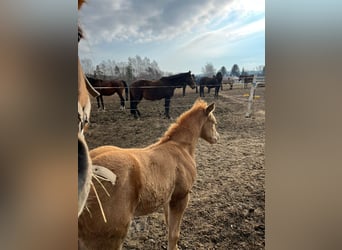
(205, 103), (215, 115)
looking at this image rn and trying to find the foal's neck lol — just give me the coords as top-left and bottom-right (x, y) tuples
(170, 122), (200, 157)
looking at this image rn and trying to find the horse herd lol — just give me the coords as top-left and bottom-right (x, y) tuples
(85, 70), (250, 119)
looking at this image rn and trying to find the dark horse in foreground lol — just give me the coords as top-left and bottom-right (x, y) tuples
(130, 71), (196, 118)
(199, 72), (223, 98)
(86, 76), (128, 110)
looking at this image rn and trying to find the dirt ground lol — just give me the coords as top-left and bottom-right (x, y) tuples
(85, 82), (265, 249)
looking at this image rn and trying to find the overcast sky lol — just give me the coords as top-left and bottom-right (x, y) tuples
(79, 0), (265, 75)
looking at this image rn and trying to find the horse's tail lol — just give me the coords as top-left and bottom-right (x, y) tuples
(129, 85), (135, 115)
(122, 80), (129, 101)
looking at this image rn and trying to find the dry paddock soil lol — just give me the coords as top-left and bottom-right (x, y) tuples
(85, 83), (265, 249)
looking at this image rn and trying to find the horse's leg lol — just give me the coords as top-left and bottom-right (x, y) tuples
(167, 194), (190, 250)
(207, 87), (210, 94)
(182, 86), (185, 97)
(79, 237), (125, 250)
(132, 100), (140, 119)
(195, 85), (198, 93)
(130, 93), (137, 118)
(164, 97), (171, 119)
(100, 96), (105, 110)
(118, 91), (125, 111)
(96, 96), (101, 110)
(199, 86), (204, 97)
(80, 223), (131, 250)
(79, 203), (134, 250)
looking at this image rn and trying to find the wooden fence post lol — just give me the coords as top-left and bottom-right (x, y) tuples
(245, 75), (257, 118)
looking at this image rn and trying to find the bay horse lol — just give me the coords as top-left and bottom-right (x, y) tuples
(78, 99), (219, 250)
(130, 71), (196, 119)
(86, 76), (129, 111)
(199, 71), (223, 98)
(239, 74), (254, 89)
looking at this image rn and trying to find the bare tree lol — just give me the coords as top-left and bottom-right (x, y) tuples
(80, 58), (94, 75)
(202, 62), (216, 76)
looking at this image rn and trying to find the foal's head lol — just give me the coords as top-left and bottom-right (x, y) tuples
(200, 103), (219, 144)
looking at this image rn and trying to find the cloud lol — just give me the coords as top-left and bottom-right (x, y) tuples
(78, 0), (265, 72)
(79, 0), (251, 44)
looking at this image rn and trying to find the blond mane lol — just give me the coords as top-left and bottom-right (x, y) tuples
(158, 99), (208, 144)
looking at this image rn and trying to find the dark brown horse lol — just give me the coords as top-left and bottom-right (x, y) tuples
(239, 75), (254, 89)
(130, 71), (196, 119)
(86, 76), (129, 110)
(199, 72), (223, 98)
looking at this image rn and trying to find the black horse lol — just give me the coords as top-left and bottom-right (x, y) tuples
(199, 72), (223, 98)
(130, 71), (196, 118)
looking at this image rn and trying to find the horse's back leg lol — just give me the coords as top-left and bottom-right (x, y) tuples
(100, 96), (105, 110)
(215, 86), (219, 98)
(96, 96), (101, 110)
(199, 86), (204, 97)
(167, 194), (190, 250)
(164, 97), (171, 119)
(130, 93), (141, 118)
(79, 198), (134, 250)
(79, 236), (126, 250)
(117, 91), (125, 110)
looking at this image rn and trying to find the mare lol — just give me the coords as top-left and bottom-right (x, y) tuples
(239, 75), (254, 89)
(78, 0), (98, 216)
(199, 71), (223, 98)
(78, 0), (116, 217)
(86, 76), (128, 110)
(129, 71), (195, 119)
(78, 99), (219, 250)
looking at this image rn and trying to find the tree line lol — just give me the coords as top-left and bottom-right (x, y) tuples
(201, 62), (265, 77)
(80, 55), (171, 84)
(81, 56), (265, 84)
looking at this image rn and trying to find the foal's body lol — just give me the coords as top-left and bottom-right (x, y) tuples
(79, 100), (219, 250)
